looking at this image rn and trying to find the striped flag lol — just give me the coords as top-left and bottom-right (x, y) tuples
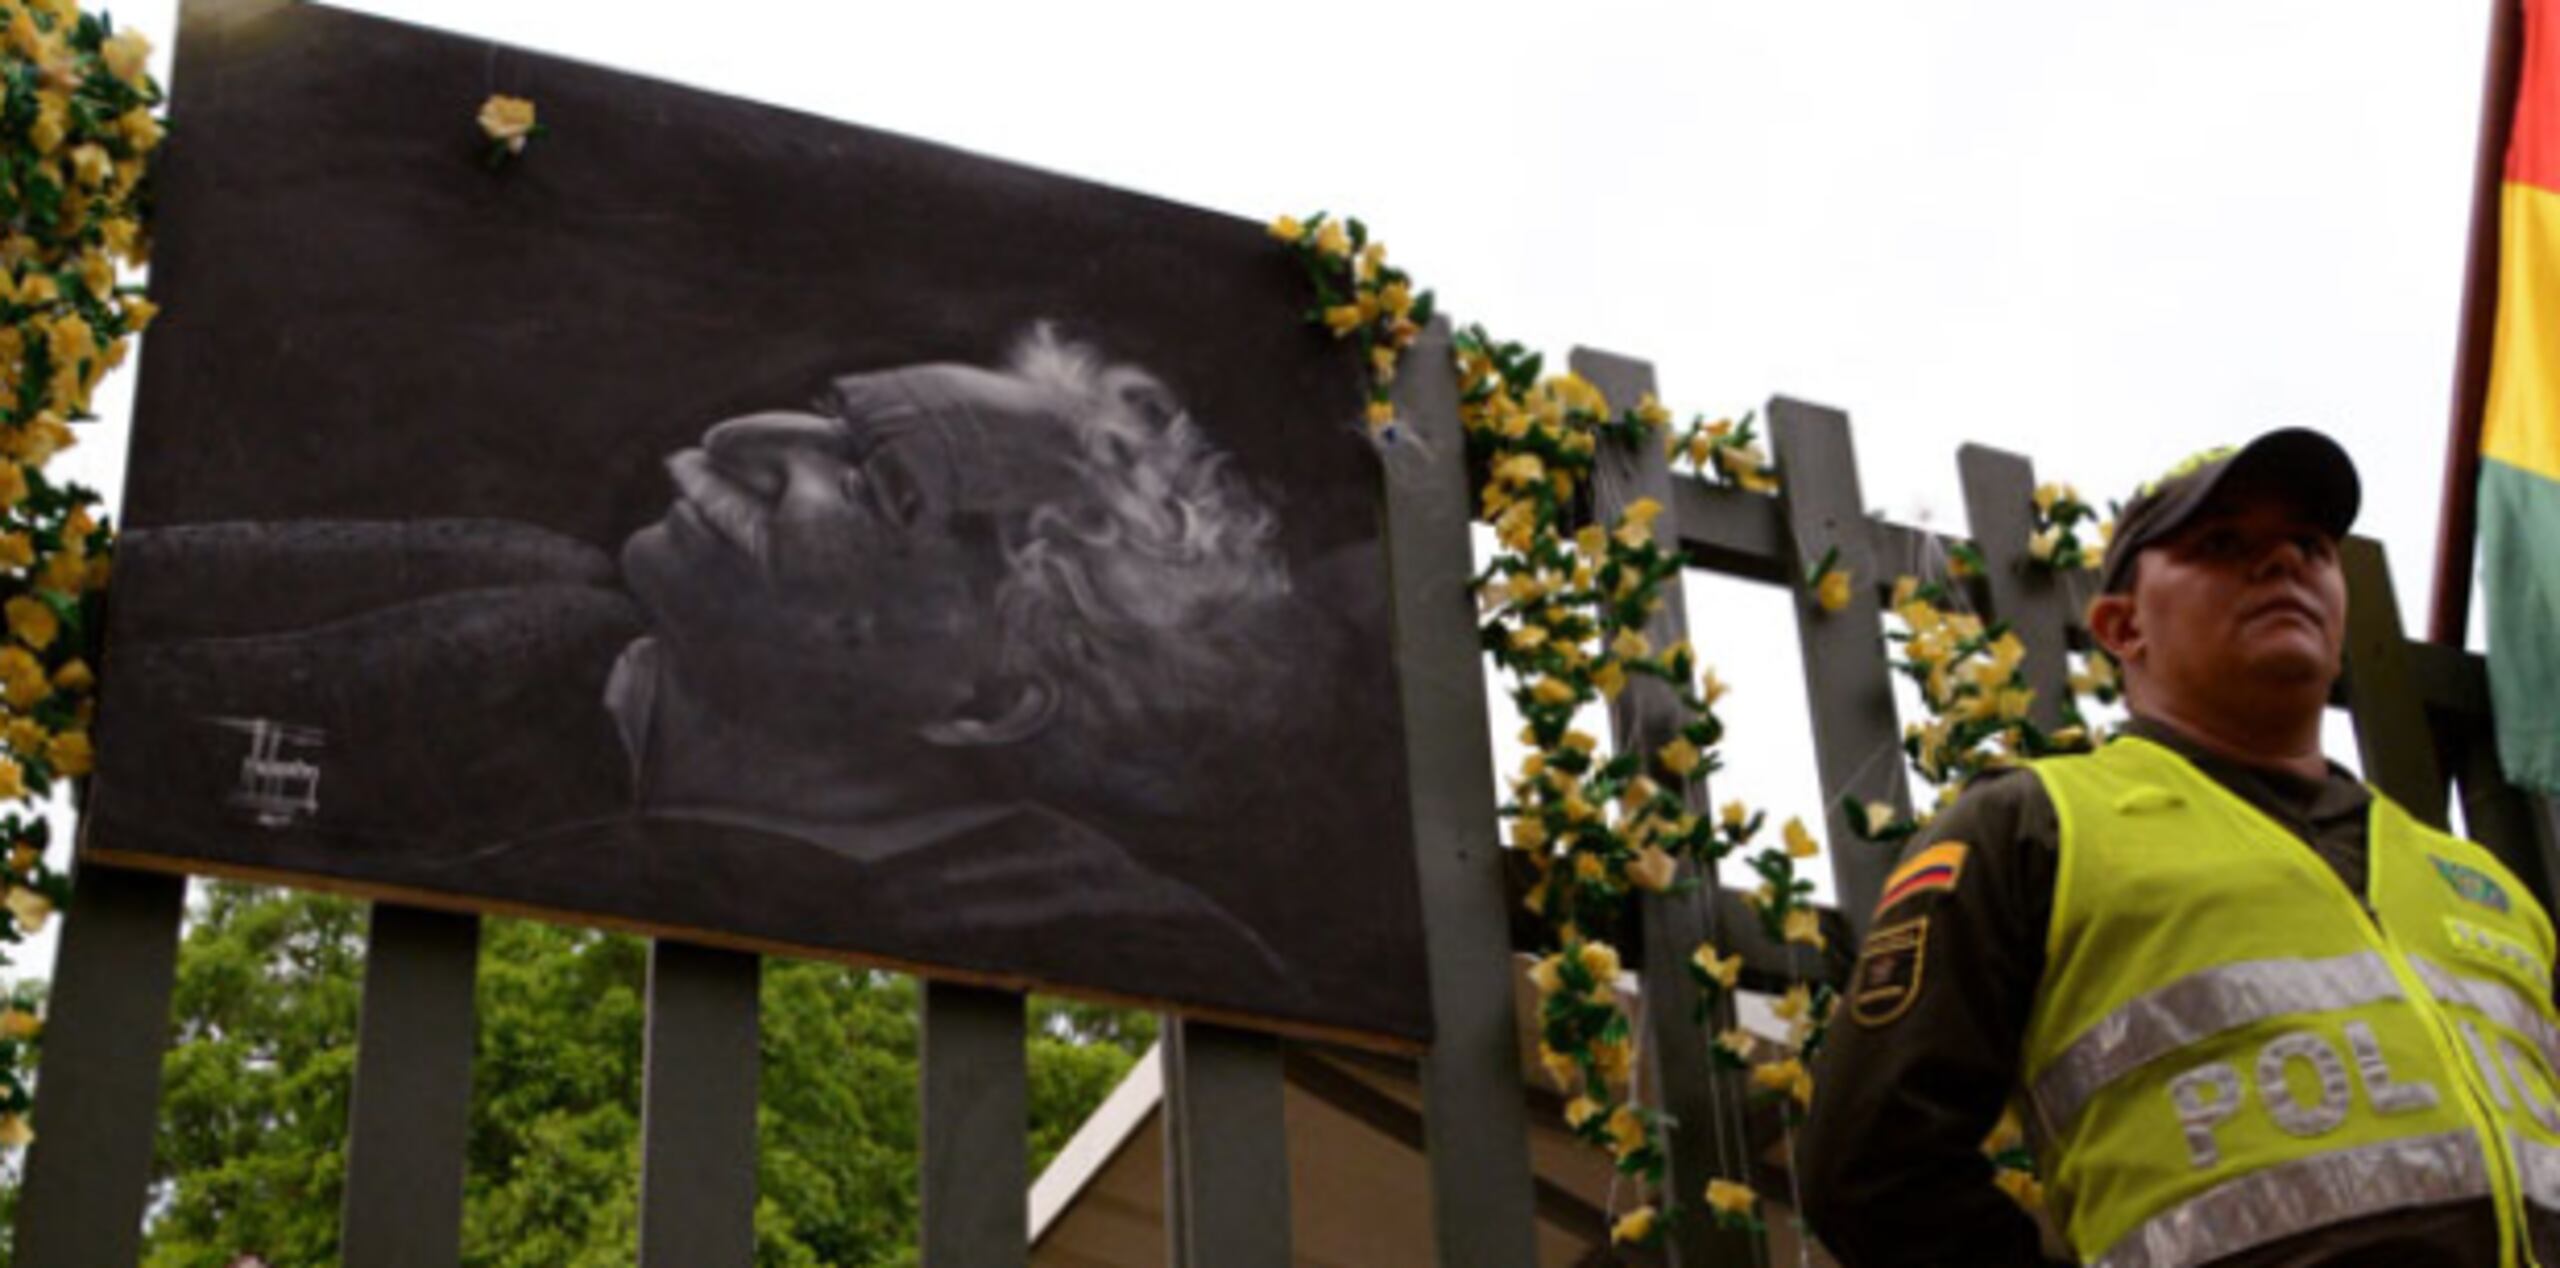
(2484, 0), (2560, 794)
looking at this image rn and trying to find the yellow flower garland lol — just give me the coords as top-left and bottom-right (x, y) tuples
(0, 0), (163, 1146)
(1275, 211), (1832, 1237)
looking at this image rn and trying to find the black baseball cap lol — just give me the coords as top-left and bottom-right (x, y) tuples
(2096, 428), (2361, 594)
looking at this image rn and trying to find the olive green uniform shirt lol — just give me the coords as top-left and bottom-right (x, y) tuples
(1799, 717), (2502, 1267)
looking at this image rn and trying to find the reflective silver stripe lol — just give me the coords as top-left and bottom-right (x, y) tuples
(2091, 1129), (2492, 1268)
(2411, 954), (2560, 1074)
(2036, 953), (2403, 1128)
(2516, 1134), (2560, 1216)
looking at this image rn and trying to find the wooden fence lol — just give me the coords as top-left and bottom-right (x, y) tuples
(14, 323), (2557, 1267)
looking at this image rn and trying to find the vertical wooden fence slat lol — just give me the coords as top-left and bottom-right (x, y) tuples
(1574, 347), (1762, 1268)
(1383, 317), (1542, 1268)
(2446, 713), (2560, 916)
(920, 982), (1027, 1267)
(1956, 446), (2074, 728)
(12, 863), (185, 1268)
(1770, 398), (1909, 939)
(1160, 1018), (1289, 1267)
(636, 940), (761, 1268)
(340, 903), (481, 1268)
(2339, 538), (2453, 827)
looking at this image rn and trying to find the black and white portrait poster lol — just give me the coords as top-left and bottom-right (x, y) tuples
(86, 0), (1430, 1047)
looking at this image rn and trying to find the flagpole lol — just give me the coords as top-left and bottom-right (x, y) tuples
(2430, 0), (2528, 646)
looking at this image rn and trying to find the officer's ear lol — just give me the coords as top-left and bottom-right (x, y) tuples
(2087, 589), (2143, 669)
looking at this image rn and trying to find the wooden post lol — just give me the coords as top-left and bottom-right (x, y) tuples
(1160, 1017), (1290, 1267)
(920, 982), (1027, 1267)
(340, 904), (481, 1268)
(636, 940), (761, 1268)
(2340, 537), (2454, 826)
(1382, 317), (1542, 1268)
(1956, 446), (2075, 729)
(1770, 398), (1910, 940)
(11, 863), (186, 1268)
(1575, 346), (1763, 1268)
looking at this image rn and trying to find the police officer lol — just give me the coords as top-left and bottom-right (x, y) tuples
(1801, 430), (2560, 1267)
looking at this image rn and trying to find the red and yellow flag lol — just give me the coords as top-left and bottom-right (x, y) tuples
(2483, 0), (2560, 793)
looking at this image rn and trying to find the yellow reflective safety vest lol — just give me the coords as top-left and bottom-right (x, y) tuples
(2022, 736), (2560, 1268)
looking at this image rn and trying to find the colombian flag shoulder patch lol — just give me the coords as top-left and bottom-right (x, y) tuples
(1875, 841), (1968, 919)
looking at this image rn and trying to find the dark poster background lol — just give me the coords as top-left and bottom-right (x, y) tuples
(85, 0), (1430, 1046)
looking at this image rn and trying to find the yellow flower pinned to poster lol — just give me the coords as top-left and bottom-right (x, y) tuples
(477, 93), (540, 160)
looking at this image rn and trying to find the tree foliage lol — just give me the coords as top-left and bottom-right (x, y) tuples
(129, 884), (1148, 1267)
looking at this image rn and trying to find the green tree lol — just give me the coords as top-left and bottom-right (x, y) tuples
(133, 884), (1151, 1267)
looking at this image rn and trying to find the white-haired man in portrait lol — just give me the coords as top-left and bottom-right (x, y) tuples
(103, 328), (1330, 1000)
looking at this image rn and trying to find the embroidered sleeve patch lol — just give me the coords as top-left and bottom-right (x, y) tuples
(1851, 917), (1928, 1027)
(2432, 856), (2513, 914)
(1875, 841), (1968, 920)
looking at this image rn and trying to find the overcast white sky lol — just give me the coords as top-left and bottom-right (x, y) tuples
(20, 0), (2508, 967)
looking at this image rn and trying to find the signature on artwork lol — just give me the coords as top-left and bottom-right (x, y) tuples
(209, 716), (324, 827)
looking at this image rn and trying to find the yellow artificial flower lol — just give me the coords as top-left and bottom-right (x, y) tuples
(2028, 525), (2061, 563)
(0, 1113), (30, 1149)
(2, 720), (39, 760)
(1700, 666), (1729, 707)
(1528, 953), (1565, 997)
(120, 293), (157, 331)
(1530, 676), (1576, 707)
(1507, 624), (1548, 652)
(1510, 817), (1548, 852)
(1719, 799), (1750, 832)
(1752, 1057), (1814, 1107)
(1783, 906), (1826, 951)
(1578, 939), (1621, 986)
(1266, 214), (1304, 242)
(1626, 844), (1678, 893)
(1859, 799), (1898, 838)
(1322, 303), (1366, 335)
(1693, 944), (1742, 989)
(5, 597), (55, 651)
(0, 650), (41, 711)
(66, 142), (108, 189)
(37, 550), (81, 596)
(1564, 1094), (1604, 1130)
(1591, 661), (1626, 699)
(1364, 399), (1396, 429)
(1313, 219), (1350, 259)
(1605, 1103), (1647, 1158)
(1610, 627), (1651, 661)
(1592, 1033), (1634, 1087)
(7, 843), (36, 873)
(0, 1008), (37, 1040)
(476, 94), (536, 152)
(101, 28), (151, 85)
(1657, 736), (1700, 778)
(0, 535), (29, 571)
(1573, 851), (1607, 883)
(1783, 816), (1821, 859)
(1715, 1027), (1755, 1062)
(1815, 566), (1852, 614)
(1560, 729), (1598, 754)
(4, 883), (48, 933)
(1538, 1042), (1580, 1091)
(1997, 686), (2036, 722)
(116, 105), (161, 153)
(28, 93), (66, 154)
(1705, 1178), (1758, 1218)
(2032, 482), (2065, 514)
(1611, 1204), (1658, 1246)
(46, 730), (88, 776)
(1773, 983), (1812, 1023)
